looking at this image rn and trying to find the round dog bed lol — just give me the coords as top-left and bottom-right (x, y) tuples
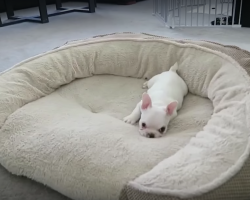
(0, 33), (249, 200)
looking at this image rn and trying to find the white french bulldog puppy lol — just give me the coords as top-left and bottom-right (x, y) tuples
(123, 63), (188, 138)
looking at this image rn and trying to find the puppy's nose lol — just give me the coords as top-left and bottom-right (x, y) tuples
(147, 133), (155, 138)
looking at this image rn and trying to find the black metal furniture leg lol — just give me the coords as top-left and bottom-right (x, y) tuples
(4, 0), (14, 18)
(38, 0), (49, 23)
(88, 0), (95, 13)
(55, 0), (62, 10)
(0, 16), (2, 27)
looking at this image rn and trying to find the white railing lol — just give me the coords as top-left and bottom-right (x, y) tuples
(153, 0), (242, 28)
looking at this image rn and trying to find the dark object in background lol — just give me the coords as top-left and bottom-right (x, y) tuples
(96, 0), (135, 4)
(211, 0), (249, 27)
(0, 0), (67, 12)
(234, 0), (250, 27)
(115, 0), (136, 4)
(0, 0), (141, 12)
(89, 0), (144, 5)
(0, 0), (95, 27)
(211, 16), (234, 26)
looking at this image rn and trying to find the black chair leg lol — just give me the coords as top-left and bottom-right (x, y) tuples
(38, 0), (49, 23)
(55, 0), (62, 10)
(88, 0), (96, 13)
(4, 0), (14, 18)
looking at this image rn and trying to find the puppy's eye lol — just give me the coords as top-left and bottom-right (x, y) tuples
(142, 123), (146, 128)
(158, 126), (165, 133)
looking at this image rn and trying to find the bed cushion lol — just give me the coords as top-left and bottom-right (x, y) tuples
(0, 33), (249, 200)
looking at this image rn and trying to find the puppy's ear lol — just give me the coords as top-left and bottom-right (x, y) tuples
(166, 101), (178, 115)
(141, 93), (152, 110)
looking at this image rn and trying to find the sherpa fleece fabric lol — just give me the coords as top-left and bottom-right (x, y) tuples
(0, 33), (249, 200)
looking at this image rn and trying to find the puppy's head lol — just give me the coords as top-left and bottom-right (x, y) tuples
(139, 93), (177, 138)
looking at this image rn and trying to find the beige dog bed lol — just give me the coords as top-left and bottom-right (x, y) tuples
(0, 33), (250, 200)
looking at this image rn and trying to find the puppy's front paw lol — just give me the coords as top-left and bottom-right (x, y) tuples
(123, 115), (137, 125)
(142, 81), (148, 89)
